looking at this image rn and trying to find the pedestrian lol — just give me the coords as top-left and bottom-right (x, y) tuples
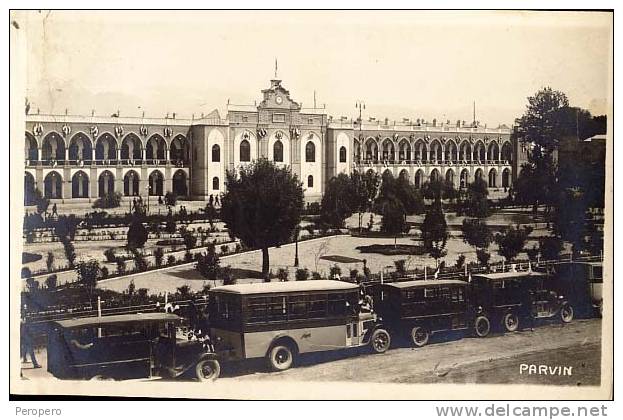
(20, 318), (41, 368)
(51, 203), (58, 217)
(158, 196), (163, 205)
(209, 195), (214, 207)
(215, 195), (220, 206)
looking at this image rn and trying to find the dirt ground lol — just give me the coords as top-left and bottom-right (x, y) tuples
(20, 319), (603, 387)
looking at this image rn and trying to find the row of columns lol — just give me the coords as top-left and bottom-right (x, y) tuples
(28, 147), (187, 162)
(356, 143), (510, 163)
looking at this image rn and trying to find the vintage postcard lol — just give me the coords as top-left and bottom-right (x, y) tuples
(9, 9), (613, 400)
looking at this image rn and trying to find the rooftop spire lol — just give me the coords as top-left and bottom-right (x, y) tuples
(274, 58), (278, 79)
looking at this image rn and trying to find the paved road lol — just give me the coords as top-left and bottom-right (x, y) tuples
(21, 319), (602, 387)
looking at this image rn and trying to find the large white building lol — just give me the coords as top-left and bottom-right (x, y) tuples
(23, 79), (519, 205)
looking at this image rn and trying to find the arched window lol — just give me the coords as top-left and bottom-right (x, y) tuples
(212, 144), (220, 162)
(305, 141), (315, 162)
(240, 140), (250, 162)
(307, 175), (314, 188)
(339, 146), (347, 163)
(212, 177), (220, 191)
(502, 169), (511, 189)
(72, 171), (89, 198)
(273, 140), (283, 162)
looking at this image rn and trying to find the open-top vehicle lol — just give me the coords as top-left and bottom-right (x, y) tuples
(47, 313), (220, 381)
(469, 271), (574, 333)
(208, 280), (391, 371)
(372, 279), (491, 347)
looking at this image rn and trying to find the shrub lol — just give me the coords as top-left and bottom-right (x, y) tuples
(93, 192), (122, 209)
(220, 244), (229, 255)
(45, 274), (58, 290)
(235, 243), (242, 253)
(164, 191), (177, 207)
(184, 251), (192, 262)
(394, 259), (407, 276)
(526, 245), (539, 261)
(295, 268), (310, 281)
(311, 271), (322, 280)
(476, 249), (491, 267)
(101, 267), (109, 279)
(104, 248), (117, 263)
(195, 244), (220, 280)
(131, 248), (149, 272)
(277, 268), (289, 282)
(167, 255), (176, 266)
(116, 258), (126, 275)
(127, 219), (148, 249)
(349, 269), (359, 282)
(46, 251), (55, 271)
(154, 247), (164, 267)
(61, 238), (76, 268)
(221, 266), (236, 285)
(539, 236), (563, 261)
(21, 267), (32, 279)
(455, 254), (466, 270)
(329, 264), (342, 279)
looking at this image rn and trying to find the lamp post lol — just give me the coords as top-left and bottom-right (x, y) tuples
(355, 100), (365, 164)
(294, 226), (300, 267)
(146, 184), (150, 214)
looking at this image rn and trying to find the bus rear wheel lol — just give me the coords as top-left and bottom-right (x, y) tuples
(268, 343), (295, 371)
(560, 304), (574, 323)
(370, 329), (391, 353)
(503, 312), (519, 332)
(473, 315), (491, 338)
(410, 326), (430, 347)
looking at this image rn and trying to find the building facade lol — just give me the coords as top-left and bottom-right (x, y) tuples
(23, 79), (517, 204)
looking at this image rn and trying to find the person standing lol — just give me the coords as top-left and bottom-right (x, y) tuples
(20, 318), (41, 368)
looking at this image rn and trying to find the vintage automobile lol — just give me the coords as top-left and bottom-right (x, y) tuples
(469, 271), (574, 333)
(47, 312), (220, 381)
(550, 261), (603, 318)
(371, 279), (492, 347)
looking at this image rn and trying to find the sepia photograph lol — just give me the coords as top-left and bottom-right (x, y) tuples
(9, 8), (613, 401)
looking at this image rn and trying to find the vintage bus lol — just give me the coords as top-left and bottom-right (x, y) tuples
(372, 279), (491, 347)
(208, 280), (391, 371)
(550, 261), (603, 317)
(470, 271), (574, 333)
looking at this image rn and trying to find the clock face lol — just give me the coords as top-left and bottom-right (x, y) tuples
(275, 96), (283, 104)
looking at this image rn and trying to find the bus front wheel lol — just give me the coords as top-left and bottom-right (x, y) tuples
(370, 329), (391, 353)
(195, 359), (220, 381)
(268, 343), (295, 371)
(503, 312), (519, 332)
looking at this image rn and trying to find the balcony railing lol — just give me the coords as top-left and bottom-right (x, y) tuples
(354, 158), (512, 166)
(24, 159), (190, 168)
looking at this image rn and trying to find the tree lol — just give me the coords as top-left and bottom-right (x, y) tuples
(154, 247), (164, 267)
(164, 191), (177, 207)
(116, 258), (127, 275)
(421, 201), (448, 266)
(461, 218), (492, 254)
(130, 248), (149, 272)
(553, 188), (587, 256)
(350, 170), (381, 232)
(180, 226), (197, 251)
(45, 274), (57, 290)
(513, 87), (570, 212)
(127, 218), (148, 249)
(380, 198), (408, 246)
(195, 243), (220, 280)
(75, 259), (102, 303)
(46, 251), (55, 272)
(32, 188), (49, 215)
(276, 268), (289, 282)
(54, 215), (80, 241)
(62, 239), (76, 268)
(421, 179), (457, 203)
(494, 225), (533, 262)
(220, 159), (304, 279)
(320, 173), (355, 229)
(378, 173), (425, 215)
(92, 192), (122, 209)
(465, 178), (490, 218)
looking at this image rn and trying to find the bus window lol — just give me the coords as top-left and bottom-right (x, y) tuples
(404, 289), (425, 303)
(328, 293), (346, 317)
(308, 294), (328, 318)
(247, 297), (267, 324)
(451, 287), (465, 302)
(267, 296), (287, 322)
(288, 295), (308, 320)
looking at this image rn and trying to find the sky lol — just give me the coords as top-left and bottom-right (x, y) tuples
(15, 10), (612, 126)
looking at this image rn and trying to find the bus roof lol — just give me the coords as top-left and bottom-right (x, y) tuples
(52, 313), (181, 329)
(472, 271), (547, 281)
(211, 280), (359, 295)
(384, 279), (467, 289)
